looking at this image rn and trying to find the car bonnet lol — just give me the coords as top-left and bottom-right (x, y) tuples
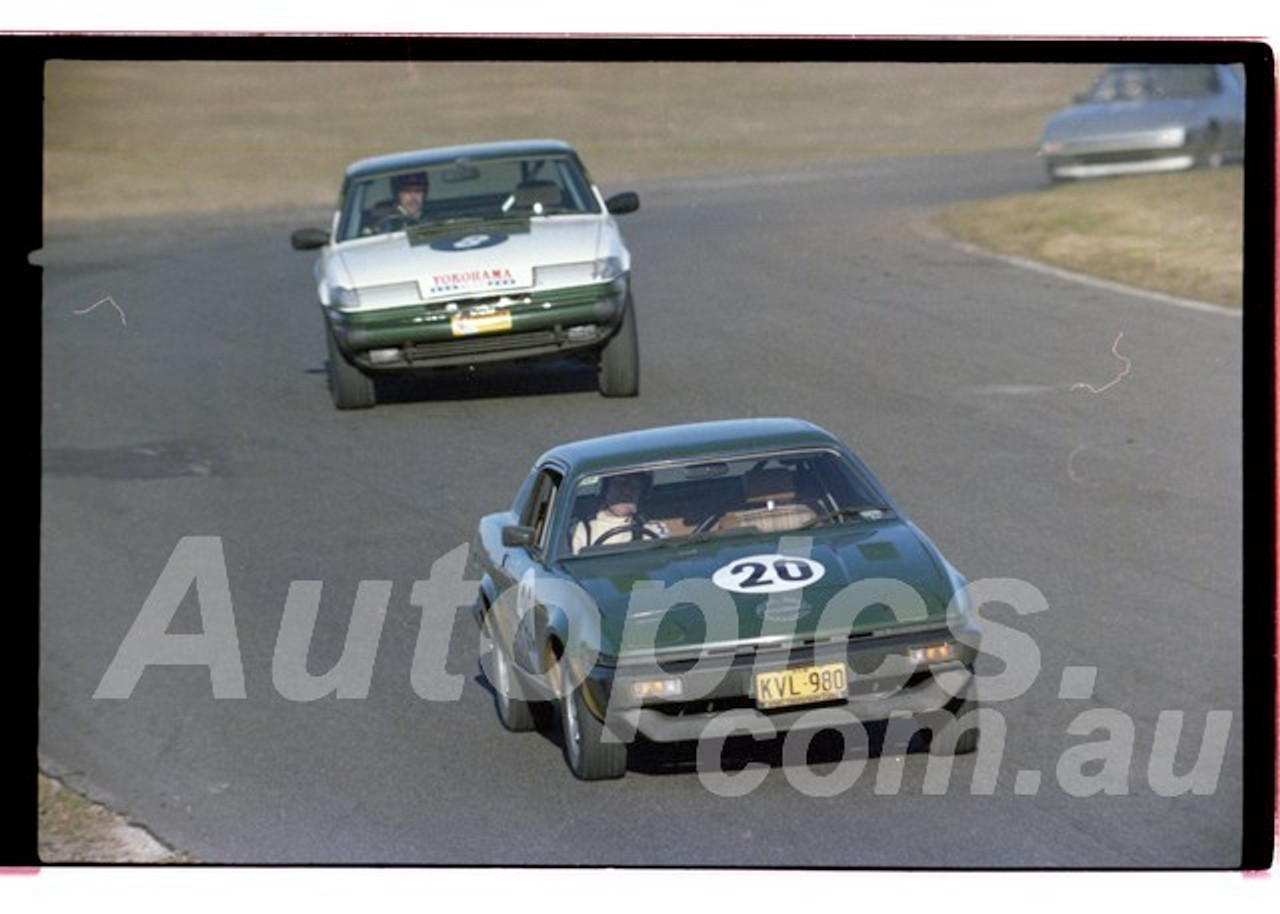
(559, 519), (958, 660)
(1043, 96), (1214, 140)
(331, 216), (612, 301)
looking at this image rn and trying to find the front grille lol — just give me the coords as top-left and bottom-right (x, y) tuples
(653, 633), (866, 675)
(642, 668), (939, 720)
(650, 695), (758, 717)
(403, 330), (561, 361)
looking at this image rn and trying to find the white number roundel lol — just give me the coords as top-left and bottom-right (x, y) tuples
(711, 554), (826, 594)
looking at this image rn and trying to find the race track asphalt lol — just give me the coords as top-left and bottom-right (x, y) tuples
(38, 151), (1250, 866)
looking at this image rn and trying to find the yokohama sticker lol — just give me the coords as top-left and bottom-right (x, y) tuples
(427, 264), (527, 295)
(711, 554), (826, 594)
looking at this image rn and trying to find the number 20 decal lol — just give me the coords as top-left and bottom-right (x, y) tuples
(711, 554), (826, 594)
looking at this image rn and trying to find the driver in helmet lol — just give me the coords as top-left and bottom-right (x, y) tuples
(571, 472), (669, 553)
(370, 171), (429, 233)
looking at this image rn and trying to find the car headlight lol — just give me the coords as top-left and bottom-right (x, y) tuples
(1153, 126), (1188, 148)
(631, 677), (684, 701)
(534, 260), (629, 292)
(533, 263), (593, 287)
(593, 257), (626, 283)
(331, 286), (360, 309)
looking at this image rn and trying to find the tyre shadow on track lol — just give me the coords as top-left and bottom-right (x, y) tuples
(369, 356), (600, 404)
(625, 721), (932, 778)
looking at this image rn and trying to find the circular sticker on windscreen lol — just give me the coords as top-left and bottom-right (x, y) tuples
(429, 233), (509, 252)
(711, 554), (826, 594)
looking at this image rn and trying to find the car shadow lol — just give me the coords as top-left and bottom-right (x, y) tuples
(625, 718), (933, 778)
(305, 355), (600, 404)
(372, 356), (600, 404)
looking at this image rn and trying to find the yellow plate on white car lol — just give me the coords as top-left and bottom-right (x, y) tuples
(451, 311), (513, 337)
(754, 662), (848, 710)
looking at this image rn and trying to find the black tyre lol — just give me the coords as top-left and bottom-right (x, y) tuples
(325, 326), (376, 410)
(597, 296), (639, 398)
(558, 667), (627, 780)
(929, 697), (980, 756)
(1195, 123), (1225, 169)
(487, 630), (536, 733)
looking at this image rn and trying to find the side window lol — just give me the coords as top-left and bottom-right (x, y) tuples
(554, 158), (599, 214)
(521, 468), (563, 553)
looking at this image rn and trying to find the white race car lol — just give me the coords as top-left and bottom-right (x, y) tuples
(291, 139), (640, 408)
(1038, 64), (1246, 182)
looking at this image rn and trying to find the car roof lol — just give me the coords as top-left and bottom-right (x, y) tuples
(345, 139), (581, 180)
(537, 418), (846, 477)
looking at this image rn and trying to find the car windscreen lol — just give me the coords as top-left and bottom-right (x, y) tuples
(1085, 65), (1222, 103)
(337, 153), (602, 240)
(563, 449), (888, 557)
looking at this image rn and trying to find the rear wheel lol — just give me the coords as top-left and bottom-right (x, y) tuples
(325, 325), (376, 410)
(597, 296), (639, 398)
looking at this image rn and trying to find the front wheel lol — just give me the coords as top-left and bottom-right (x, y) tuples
(490, 642), (537, 733)
(325, 325), (376, 410)
(597, 296), (639, 398)
(929, 696), (980, 756)
(558, 669), (627, 780)
(1195, 123), (1226, 169)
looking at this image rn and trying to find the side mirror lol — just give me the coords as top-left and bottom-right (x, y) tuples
(605, 192), (640, 216)
(502, 525), (536, 548)
(291, 227), (330, 250)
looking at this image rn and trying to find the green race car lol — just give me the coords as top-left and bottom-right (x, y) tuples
(473, 418), (982, 780)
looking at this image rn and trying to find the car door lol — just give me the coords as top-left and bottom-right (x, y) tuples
(497, 465), (564, 676)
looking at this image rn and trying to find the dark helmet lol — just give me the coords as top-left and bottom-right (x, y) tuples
(392, 171), (429, 192)
(602, 471), (651, 501)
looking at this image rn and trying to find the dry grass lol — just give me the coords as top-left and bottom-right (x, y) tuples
(44, 60), (1090, 219)
(43, 60), (1246, 308)
(938, 168), (1244, 307)
(38, 773), (191, 864)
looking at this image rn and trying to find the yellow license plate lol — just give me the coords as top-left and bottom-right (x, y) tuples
(451, 311), (513, 337)
(754, 662), (848, 710)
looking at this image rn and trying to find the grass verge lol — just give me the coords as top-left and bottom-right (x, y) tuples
(44, 60), (1090, 219)
(38, 773), (192, 864)
(44, 60), (1246, 310)
(938, 167), (1245, 307)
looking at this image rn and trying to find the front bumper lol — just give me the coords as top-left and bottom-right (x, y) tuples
(584, 625), (979, 744)
(328, 281), (628, 371)
(1044, 150), (1196, 180)
(1040, 131), (1198, 179)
